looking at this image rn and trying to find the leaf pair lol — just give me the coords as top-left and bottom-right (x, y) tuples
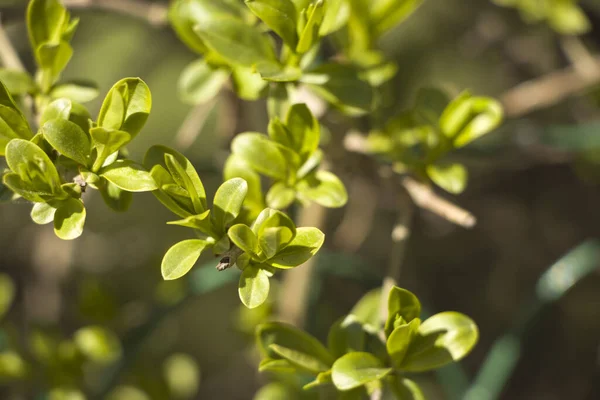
(230, 103), (347, 210)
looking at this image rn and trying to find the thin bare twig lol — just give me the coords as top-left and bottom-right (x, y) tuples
(63, 0), (169, 27)
(0, 21), (26, 71)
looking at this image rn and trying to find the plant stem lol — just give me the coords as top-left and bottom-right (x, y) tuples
(63, 0), (169, 26)
(277, 201), (327, 327)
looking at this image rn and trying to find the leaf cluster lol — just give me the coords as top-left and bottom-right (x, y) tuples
(255, 286), (478, 398)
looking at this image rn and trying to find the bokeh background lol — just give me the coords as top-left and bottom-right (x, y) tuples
(1, 0), (600, 399)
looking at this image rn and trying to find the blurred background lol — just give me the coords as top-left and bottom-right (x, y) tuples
(1, 0), (600, 399)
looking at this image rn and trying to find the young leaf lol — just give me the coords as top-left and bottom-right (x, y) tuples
(74, 326), (122, 364)
(401, 312), (479, 372)
(53, 198), (86, 240)
(98, 78), (151, 138)
(267, 227), (324, 268)
(331, 352), (392, 391)
(161, 239), (209, 280)
(42, 118), (91, 166)
(231, 66), (268, 100)
(231, 133), (289, 180)
(228, 224), (259, 255)
(90, 127), (132, 172)
(31, 202), (56, 224)
(49, 80), (99, 103)
(194, 17), (277, 67)
(371, 0), (424, 36)
(238, 265), (270, 309)
(266, 182), (296, 209)
(285, 103), (320, 162)
(99, 160), (158, 192)
(386, 319), (420, 367)
(259, 226), (295, 259)
(211, 177), (248, 234)
(5, 139), (62, 195)
(349, 288), (381, 333)
(269, 344), (330, 373)
(296, 0), (325, 54)
(0, 80), (32, 143)
(303, 370), (333, 390)
(328, 315), (366, 358)
(256, 321), (334, 365)
(40, 98), (72, 124)
(385, 287), (421, 337)
(246, 0), (298, 48)
(0, 69), (35, 95)
(426, 163), (468, 194)
(97, 179), (133, 212)
(26, 0), (69, 51)
(297, 170), (347, 208)
(179, 59), (230, 105)
(319, 0), (350, 35)
(224, 155), (264, 218)
(37, 41), (73, 91)
(387, 377), (425, 400)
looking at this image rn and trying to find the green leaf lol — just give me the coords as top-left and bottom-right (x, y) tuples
(258, 358), (296, 373)
(439, 92), (503, 148)
(257, 63), (302, 82)
(246, 0), (298, 48)
(211, 177), (248, 233)
(98, 178), (133, 212)
(267, 227), (324, 268)
(331, 352), (392, 391)
(49, 80), (99, 103)
(426, 163), (468, 194)
(256, 321), (334, 366)
(149, 165), (194, 218)
(161, 239), (209, 280)
(303, 370), (333, 390)
(167, 210), (212, 232)
(231, 66), (268, 100)
(40, 98), (71, 124)
(270, 343), (330, 373)
(320, 0), (350, 35)
(53, 197), (86, 240)
(224, 155), (264, 219)
(74, 326), (122, 364)
(259, 226), (294, 259)
(401, 311), (479, 372)
(296, 0), (325, 53)
(238, 265), (270, 308)
(349, 288), (381, 333)
(5, 139), (62, 196)
(328, 315), (366, 358)
(168, 0), (209, 54)
(90, 127), (132, 172)
(98, 77), (151, 138)
(42, 118), (91, 166)
(26, 0), (69, 51)
(179, 59), (229, 105)
(387, 377), (425, 400)
(385, 287), (421, 337)
(194, 17), (277, 67)
(37, 41), (73, 91)
(371, 0), (424, 36)
(228, 224), (259, 255)
(252, 208), (296, 237)
(0, 80), (32, 144)
(100, 160), (158, 192)
(0, 69), (35, 95)
(31, 202), (56, 224)
(386, 319), (420, 367)
(0, 273), (15, 319)
(303, 63), (373, 115)
(297, 170), (347, 208)
(414, 87), (451, 125)
(285, 103), (320, 162)
(266, 182), (296, 209)
(231, 133), (289, 179)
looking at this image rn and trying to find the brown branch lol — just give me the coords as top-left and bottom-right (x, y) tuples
(63, 0), (169, 27)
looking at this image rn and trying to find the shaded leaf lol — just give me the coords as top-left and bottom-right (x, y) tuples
(0, 69), (35, 95)
(42, 118), (91, 166)
(297, 170), (347, 208)
(331, 352), (392, 391)
(231, 133), (289, 179)
(386, 319), (420, 366)
(246, 0), (298, 48)
(53, 197), (86, 240)
(385, 286), (421, 337)
(179, 58), (229, 104)
(228, 223), (259, 255)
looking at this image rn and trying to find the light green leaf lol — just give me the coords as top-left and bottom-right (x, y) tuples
(231, 66), (268, 100)
(252, 208), (296, 237)
(267, 117), (293, 148)
(401, 311), (479, 372)
(98, 77), (151, 138)
(168, 0), (209, 54)
(267, 227), (324, 268)
(349, 288), (381, 333)
(303, 370), (333, 390)
(179, 59), (229, 105)
(228, 223), (259, 255)
(257, 63), (302, 82)
(548, 2), (590, 35)
(5, 139), (62, 196)
(149, 165), (195, 218)
(31, 202), (56, 224)
(426, 163), (468, 194)
(328, 315), (366, 358)
(211, 177), (248, 233)
(371, 0), (424, 36)
(50, 80), (99, 103)
(246, 0), (298, 48)
(331, 352), (392, 391)
(0, 69), (35, 95)
(0, 81), (32, 144)
(258, 358), (296, 373)
(385, 286), (421, 337)
(90, 127), (132, 172)
(194, 17), (277, 67)
(98, 178), (133, 212)
(26, 0), (69, 51)
(320, 0), (350, 35)
(42, 118), (91, 166)
(296, 0), (325, 53)
(53, 197), (86, 240)
(386, 319), (420, 366)
(297, 170), (347, 208)
(100, 160), (158, 192)
(270, 343), (330, 373)
(161, 239), (209, 280)
(40, 98), (71, 124)
(239, 265), (270, 308)
(231, 133), (289, 179)
(224, 155), (264, 219)
(74, 326), (122, 364)
(266, 182), (296, 209)
(256, 321), (334, 365)
(166, 210), (213, 235)
(259, 226), (294, 259)
(37, 41), (73, 91)
(285, 103), (320, 162)
(388, 377), (425, 400)
(0, 273), (15, 319)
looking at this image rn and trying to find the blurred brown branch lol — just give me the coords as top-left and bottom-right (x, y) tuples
(0, 21), (25, 71)
(63, 0), (168, 26)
